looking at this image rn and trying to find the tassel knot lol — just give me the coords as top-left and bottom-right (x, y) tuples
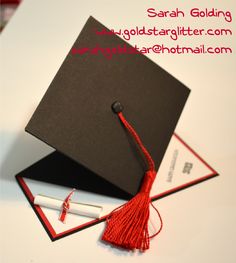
(140, 170), (156, 194)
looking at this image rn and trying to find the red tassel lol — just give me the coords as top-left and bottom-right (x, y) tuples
(102, 111), (163, 251)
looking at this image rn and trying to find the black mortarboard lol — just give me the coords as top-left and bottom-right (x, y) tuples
(22, 16), (190, 201)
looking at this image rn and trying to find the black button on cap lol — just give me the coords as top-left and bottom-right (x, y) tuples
(112, 101), (124, 113)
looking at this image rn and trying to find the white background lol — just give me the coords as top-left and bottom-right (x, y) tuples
(1, 0), (236, 262)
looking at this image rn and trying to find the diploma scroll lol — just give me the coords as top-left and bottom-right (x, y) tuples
(34, 194), (102, 219)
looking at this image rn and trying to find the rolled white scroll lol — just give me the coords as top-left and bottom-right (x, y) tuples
(34, 194), (102, 219)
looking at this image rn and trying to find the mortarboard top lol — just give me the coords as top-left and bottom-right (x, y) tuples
(24, 16), (190, 199)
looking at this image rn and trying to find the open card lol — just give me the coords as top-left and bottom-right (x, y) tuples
(16, 134), (218, 241)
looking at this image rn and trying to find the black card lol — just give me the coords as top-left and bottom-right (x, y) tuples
(25, 16), (190, 198)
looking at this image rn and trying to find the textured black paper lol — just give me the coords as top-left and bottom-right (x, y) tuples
(17, 151), (132, 199)
(25, 16), (190, 197)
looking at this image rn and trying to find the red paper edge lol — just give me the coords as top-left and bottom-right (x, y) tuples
(15, 133), (219, 241)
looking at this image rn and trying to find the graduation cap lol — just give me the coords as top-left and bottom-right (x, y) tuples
(23, 16), (190, 251)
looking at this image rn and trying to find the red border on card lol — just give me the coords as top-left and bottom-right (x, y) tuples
(16, 134), (219, 241)
(151, 133), (218, 201)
